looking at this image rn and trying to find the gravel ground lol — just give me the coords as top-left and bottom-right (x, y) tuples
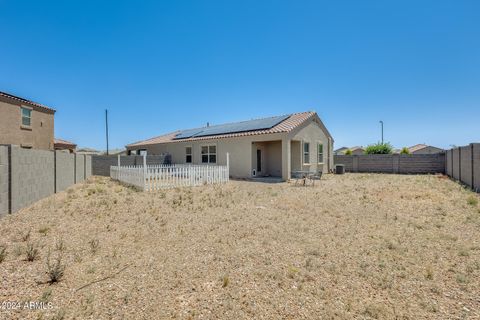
(0, 174), (479, 319)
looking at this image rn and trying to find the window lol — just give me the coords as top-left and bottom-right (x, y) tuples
(139, 149), (147, 156)
(21, 107), (31, 126)
(317, 143), (324, 163)
(201, 145), (216, 163)
(303, 142), (310, 164)
(186, 146), (192, 163)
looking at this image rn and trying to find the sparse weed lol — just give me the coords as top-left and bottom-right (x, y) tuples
(467, 196), (478, 206)
(222, 276), (229, 288)
(46, 250), (65, 284)
(25, 243), (39, 261)
(89, 239), (100, 254)
(21, 229), (31, 242)
(0, 245), (6, 263)
(38, 226), (50, 236)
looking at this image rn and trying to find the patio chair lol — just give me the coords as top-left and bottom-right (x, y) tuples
(310, 170), (322, 186)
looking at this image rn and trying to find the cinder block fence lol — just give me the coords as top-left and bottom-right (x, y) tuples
(0, 145), (92, 217)
(446, 143), (480, 192)
(334, 154), (445, 174)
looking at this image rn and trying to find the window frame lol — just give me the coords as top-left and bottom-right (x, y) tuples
(303, 141), (310, 165)
(201, 144), (217, 164)
(185, 146), (193, 163)
(317, 142), (324, 164)
(21, 106), (32, 127)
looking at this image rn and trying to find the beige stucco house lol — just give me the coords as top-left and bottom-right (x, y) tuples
(126, 111), (334, 181)
(408, 144), (444, 154)
(0, 91), (55, 150)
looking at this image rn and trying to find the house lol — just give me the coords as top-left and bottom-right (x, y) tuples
(408, 144), (444, 154)
(334, 147), (349, 155)
(335, 146), (364, 155)
(126, 111), (334, 180)
(76, 147), (102, 155)
(0, 91), (55, 150)
(54, 138), (77, 153)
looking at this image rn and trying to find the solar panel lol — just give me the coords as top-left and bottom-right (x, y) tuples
(173, 114), (290, 140)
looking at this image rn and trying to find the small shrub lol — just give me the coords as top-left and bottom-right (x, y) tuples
(26, 243), (39, 261)
(400, 147), (410, 155)
(0, 246), (6, 263)
(46, 251), (65, 284)
(344, 149), (353, 155)
(467, 196), (478, 206)
(364, 142), (393, 155)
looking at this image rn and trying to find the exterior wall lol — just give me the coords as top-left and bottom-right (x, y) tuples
(55, 151), (75, 192)
(75, 154), (85, 183)
(10, 146), (55, 213)
(411, 146), (444, 155)
(0, 146), (8, 217)
(334, 154), (445, 174)
(289, 119), (332, 174)
(0, 97), (55, 150)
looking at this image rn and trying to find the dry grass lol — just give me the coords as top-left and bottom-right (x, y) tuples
(0, 174), (479, 319)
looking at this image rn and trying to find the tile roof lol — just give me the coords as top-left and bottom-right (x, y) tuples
(408, 144), (428, 153)
(54, 138), (77, 148)
(127, 111), (317, 147)
(0, 91), (56, 113)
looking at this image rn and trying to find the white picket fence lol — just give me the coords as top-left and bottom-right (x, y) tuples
(110, 154), (229, 191)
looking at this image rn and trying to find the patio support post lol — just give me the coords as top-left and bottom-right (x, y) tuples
(118, 154), (120, 167)
(282, 139), (291, 181)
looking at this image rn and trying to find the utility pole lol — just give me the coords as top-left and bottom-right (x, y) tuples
(105, 109), (109, 155)
(379, 120), (384, 144)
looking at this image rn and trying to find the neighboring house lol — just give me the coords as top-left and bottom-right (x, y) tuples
(77, 147), (102, 155)
(335, 146), (364, 155)
(54, 138), (77, 153)
(126, 111), (334, 180)
(105, 148), (127, 156)
(0, 91), (55, 150)
(334, 147), (349, 155)
(408, 144), (444, 154)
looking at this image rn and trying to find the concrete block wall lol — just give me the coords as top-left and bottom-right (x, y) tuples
(446, 143), (480, 192)
(0, 146), (8, 217)
(474, 144), (480, 192)
(10, 146), (55, 213)
(460, 146), (473, 187)
(75, 154), (85, 183)
(0, 146), (93, 216)
(55, 151), (75, 192)
(334, 154), (445, 174)
(85, 155), (92, 178)
(92, 154), (171, 176)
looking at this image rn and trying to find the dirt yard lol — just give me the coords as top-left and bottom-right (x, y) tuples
(0, 174), (479, 319)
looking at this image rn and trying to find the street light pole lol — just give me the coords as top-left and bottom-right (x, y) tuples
(379, 121), (384, 144)
(105, 109), (109, 155)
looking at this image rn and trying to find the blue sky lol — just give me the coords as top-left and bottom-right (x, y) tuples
(1, 0), (479, 150)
